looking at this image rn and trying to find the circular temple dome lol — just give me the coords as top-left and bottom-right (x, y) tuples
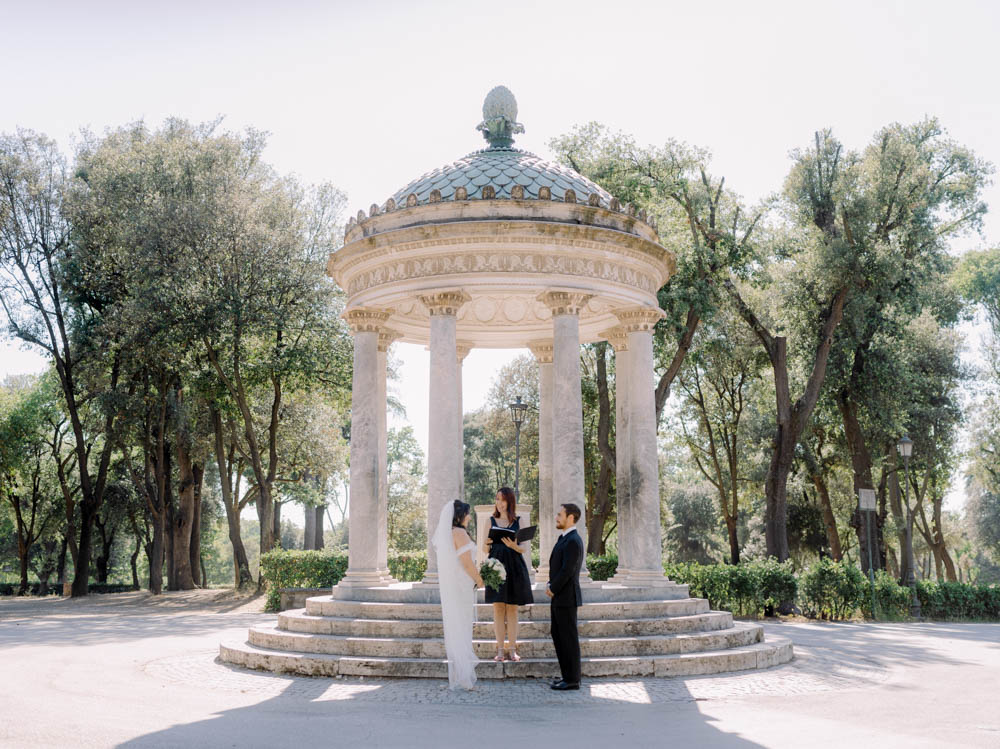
(388, 148), (613, 208)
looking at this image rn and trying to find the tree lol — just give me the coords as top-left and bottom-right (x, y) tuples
(677, 307), (765, 563)
(550, 124), (762, 428)
(0, 130), (125, 596)
(0, 375), (62, 593)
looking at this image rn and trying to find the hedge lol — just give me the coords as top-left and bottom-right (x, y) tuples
(259, 548), (1000, 620)
(260, 549), (427, 610)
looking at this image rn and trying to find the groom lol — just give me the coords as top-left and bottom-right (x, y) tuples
(546, 503), (584, 690)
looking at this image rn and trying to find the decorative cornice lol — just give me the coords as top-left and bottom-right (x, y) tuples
(377, 328), (403, 352)
(536, 290), (594, 317)
(342, 307), (393, 334)
(528, 341), (554, 364)
(601, 326), (630, 352)
(615, 306), (665, 332)
(417, 290), (471, 316)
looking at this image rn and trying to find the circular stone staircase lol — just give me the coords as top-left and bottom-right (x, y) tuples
(220, 583), (793, 679)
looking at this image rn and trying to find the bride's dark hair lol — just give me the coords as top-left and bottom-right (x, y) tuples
(452, 500), (471, 528)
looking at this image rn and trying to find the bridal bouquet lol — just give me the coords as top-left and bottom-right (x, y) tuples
(479, 558), (506, 592)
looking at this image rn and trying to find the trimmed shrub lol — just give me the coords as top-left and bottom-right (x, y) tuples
(861, 571), (912, 619)
(586, 553), (618, 582)
(801, 558), (865, 620)
(917, 580), (1000, 620)
(260, 550), (348, 611)
(388, 552), (426, 582)
(664, 558), (796, 618)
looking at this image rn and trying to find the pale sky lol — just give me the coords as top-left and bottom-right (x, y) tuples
(2, 0), (998, 517)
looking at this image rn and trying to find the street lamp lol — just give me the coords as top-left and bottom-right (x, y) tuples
(508, 395), (529, 499)
(896, 434), (921, 619)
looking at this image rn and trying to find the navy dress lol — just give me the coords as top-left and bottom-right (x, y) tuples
(485, 516), (533, 605)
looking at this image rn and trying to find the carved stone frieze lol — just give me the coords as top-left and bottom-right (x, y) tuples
(537, 290), (594, 317)
(343, 307), (394, 334)
(615, 306), (666, 332)
(345, 251), (659, 298)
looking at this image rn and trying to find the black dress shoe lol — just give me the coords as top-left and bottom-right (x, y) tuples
(550, 680), (580, 690)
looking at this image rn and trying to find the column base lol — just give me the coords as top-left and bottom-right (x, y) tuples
(335, 570), (398, 589)
(608, 568), (673, 586)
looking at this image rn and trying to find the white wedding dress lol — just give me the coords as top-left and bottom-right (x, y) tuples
(432, 502), (478, 690)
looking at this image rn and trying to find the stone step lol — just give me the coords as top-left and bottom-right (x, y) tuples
(278, 609), (734, 638)
(219, 635), (793, 679)
(246, 621), (762, 659)
(304, 597), (710, 621)
(328, 582), (690, 604)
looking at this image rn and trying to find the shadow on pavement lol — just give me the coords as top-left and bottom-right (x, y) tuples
(116, 676), (771, 749)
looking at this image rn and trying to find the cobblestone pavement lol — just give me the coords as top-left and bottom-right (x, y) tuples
(3, 592), (999, 748)
(144, 640), (889, 704)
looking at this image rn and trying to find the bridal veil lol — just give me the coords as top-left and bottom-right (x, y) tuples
(432, 500), (478, 689)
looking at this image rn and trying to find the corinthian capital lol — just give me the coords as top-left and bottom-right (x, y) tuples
(536, 290), (593, 316)
(615, 306), (665, 332)
(601, 326), (630, 352)
(528, 340), (554, 363)
(343, 307), (394, 334)
(418, 290), (471, 316)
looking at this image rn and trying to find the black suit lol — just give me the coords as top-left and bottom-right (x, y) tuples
(547, 528), (584, 683)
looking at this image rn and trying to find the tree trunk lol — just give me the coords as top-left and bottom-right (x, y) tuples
(210, 406), (253, 589)
(165, 443), (177, 591)
(189, 463), (204, 588)
(303, 504), (315, 550)
(811, 472), (842, 560)
(272, 500), (282, 547)
(588, 342), (615, 554)
(839, 394), (881, 572)
(764, 421), (794, 561)
(888, 464), (911, 586)
(724, 515), (739, 565)
(149, 509), (165, 594)
(314, 505), (325, 550)
(173, 437), (196, 590)
(57, 536), (67, 588)
(130, 537), (141, 590)
(71, 502), (98, 597)
(18, 554), (29, 596)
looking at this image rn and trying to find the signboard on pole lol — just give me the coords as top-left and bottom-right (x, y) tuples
(858, 489), (877, 511)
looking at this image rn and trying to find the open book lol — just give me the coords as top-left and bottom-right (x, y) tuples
(488, 525), (537, 544)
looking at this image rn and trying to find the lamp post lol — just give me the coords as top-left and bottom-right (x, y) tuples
(508, 395), (529, 499)
(897, 434), (921, 619)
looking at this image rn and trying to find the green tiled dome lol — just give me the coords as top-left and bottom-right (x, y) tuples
(388, 147), (613, 208)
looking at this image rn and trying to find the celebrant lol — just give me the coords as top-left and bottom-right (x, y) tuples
(483, 487), (533, 662)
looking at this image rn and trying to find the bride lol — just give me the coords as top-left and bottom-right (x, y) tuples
(432, 499), (484, 690)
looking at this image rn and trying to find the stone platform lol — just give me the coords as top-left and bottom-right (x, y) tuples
(219, 583), (793, 679)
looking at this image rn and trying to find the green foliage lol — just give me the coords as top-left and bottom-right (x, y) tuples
(916, 580), (1000, 620)
(387, 552), (426, 583)
(861, 571), (913, 620)
(665, 558), (797, 618)
(260, 549), (348, 610)
(260, 549), (428, 610)
(585, 553), (618, 581)
(800, 558), (866, 620)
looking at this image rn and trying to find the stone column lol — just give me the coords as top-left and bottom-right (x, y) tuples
(617, 306), (667, 583)
(602, 327), (633, 581)
(538, 291), (592, 579)
(529, 340), (554, 583)
(376, 328), (402, 581)
(420, 291), (470, 583)
(456, 341), (472, 500)
(340, 307), (394, 587)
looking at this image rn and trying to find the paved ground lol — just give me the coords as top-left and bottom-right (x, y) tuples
(1, 591), (998, 748)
